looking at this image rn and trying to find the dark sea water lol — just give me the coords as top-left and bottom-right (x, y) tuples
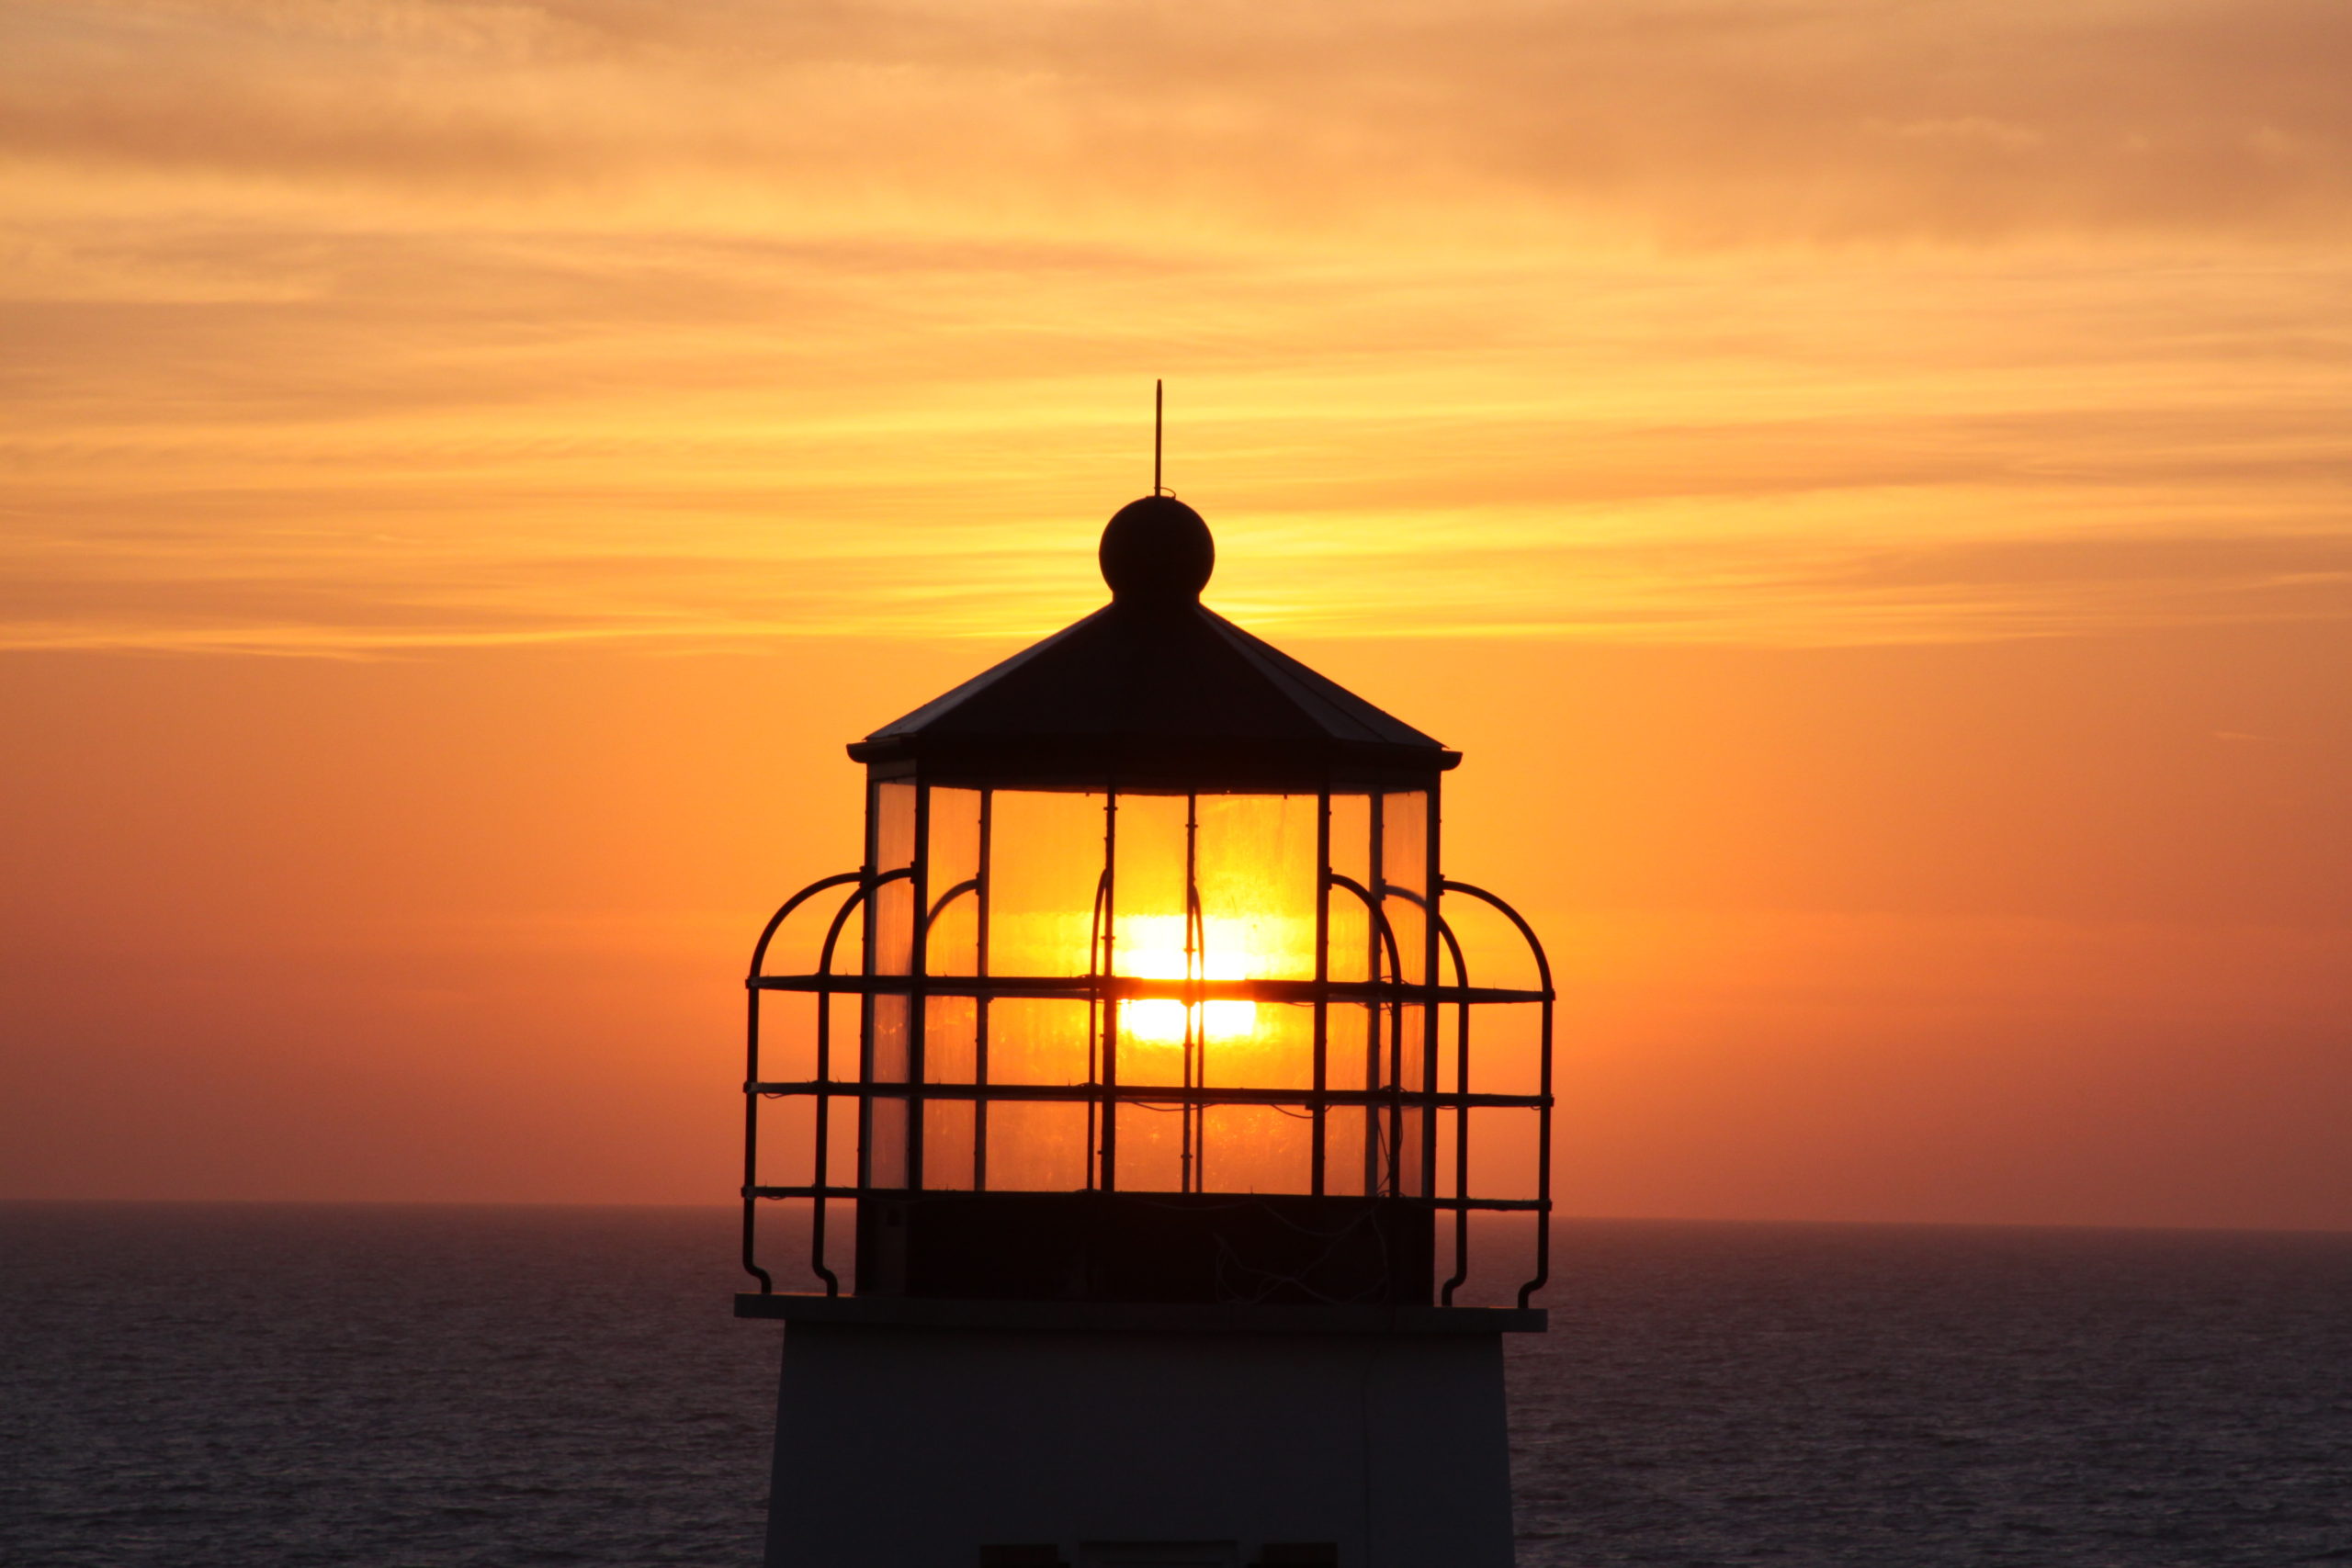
(4, 1205), (2348, 1567)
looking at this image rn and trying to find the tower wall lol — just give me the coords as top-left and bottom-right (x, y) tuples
(763, 1320), (1516, 1568)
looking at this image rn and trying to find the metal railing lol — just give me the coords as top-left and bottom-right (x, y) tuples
(743, 871), (1554, 1308)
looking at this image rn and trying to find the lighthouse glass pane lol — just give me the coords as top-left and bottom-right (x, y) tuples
(866, 993), (912, 1187)
(925, 887), (979, 982)
(1106, 794), (1192, 1089)
(1392, 1003), (1430, 1196)
(1109, 793), (1189, 970)
(1324, 882), (1371, 987)
(1322, 1102), (1369, 1198)
(1200, 1103), (1313, 1194)
(1102, 793), (1319, 1098)
(988, 790), (1106, 977)
(876, 780), (919, 869)
(1378, 790), (1429, 987)
(1370, 998), (1422, 1092)
(1326, 1001), (1371, 1093)
(867, 1097), (909, 1189)
(1199, 1001), (1313, 1091)
(1194, 794), (1317, 982)
(923, 786), (983, 977)
(986, 1100), (1091, 1191)
(871, 782), (918, 976)
(1106, 795), (1192, 1094)
(988, 998), (1093, 1085)
(923, 996), (977, 1082)
(870, 994), (910, 1082)
(922, 1100), (977, 1190)
(927, 786), (982, 891)
(1114, 1101), (1185, 1192)
(1114, 1000), (1186, 1089)
(1326, 793), (1374, 984)
(1320, 1002), (1374, 1197)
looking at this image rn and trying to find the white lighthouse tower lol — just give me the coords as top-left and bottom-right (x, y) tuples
(737, 494), (1554, 1567)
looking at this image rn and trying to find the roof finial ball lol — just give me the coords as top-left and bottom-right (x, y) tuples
(1099, 493), (1215, 605)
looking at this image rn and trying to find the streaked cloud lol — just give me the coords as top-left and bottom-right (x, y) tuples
(9, 0), (2351, 239)
(2, 0), (2347, 651)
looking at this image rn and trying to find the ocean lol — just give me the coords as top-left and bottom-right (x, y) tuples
(4, 1204), (2347, 1566)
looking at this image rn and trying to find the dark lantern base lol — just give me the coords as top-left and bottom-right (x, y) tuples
(852, 1191), (1435, 1307)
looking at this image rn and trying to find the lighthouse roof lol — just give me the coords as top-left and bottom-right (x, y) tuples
(847, 496), (1458, 790)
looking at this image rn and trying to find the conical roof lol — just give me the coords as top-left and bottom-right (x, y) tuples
(848, 496), (1459, 790)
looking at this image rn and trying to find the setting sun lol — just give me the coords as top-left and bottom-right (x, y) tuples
(1113, 917), (1261, 1050)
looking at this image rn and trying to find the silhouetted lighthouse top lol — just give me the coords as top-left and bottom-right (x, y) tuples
(849, 495), (1460, 789)
(741, 480), (1553, 1566)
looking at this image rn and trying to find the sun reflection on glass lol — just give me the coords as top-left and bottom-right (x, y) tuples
(1114, 914), (1261, 1046)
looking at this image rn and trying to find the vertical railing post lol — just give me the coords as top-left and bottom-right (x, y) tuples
(1310, 790), (1330, 1198)
(906, 781), (931, 1192)
(856, 778), (880, 1192)
(1098, 789), (1120, 1193)
(1368, 792), (1388, 1196)
(973, 790), (993, 1192)
(1423, 784), (1442, 1203)
(742, 972), (772, 1294)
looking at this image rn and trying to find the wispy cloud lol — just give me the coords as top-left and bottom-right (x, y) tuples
(9, 0), (2352, 240)
(3, 0), (2347, 651)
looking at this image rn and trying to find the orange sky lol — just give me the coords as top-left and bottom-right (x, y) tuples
(4, 0), (2348, 1227)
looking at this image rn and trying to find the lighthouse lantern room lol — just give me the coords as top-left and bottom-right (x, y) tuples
(738, 493), (1553, 1568)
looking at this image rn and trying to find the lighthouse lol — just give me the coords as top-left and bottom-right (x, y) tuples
(737, 491), (1554, 1568)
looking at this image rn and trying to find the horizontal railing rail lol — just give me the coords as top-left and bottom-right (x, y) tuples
(744, 1183), (1548, 1211)
(751, 971), (1553, 1006)
(749, 1078), (1549, 1111)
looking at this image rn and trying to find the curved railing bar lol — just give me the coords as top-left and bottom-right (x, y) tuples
(1323, 871), (1409, 1199)
(741, 869), (865, 1294)
(922, 878), (978, 942)
(1442, 877), (1555, 1310)
(1435, 880), (1553, 997)
(798, 878), (881, 1296)
(1385, 878), (1553, 997)
(744, 868), (905, 1295)
(1437, 916), (1469, 998)
(1323, 873), (1408, 1002)
(747, 871), (866, 984)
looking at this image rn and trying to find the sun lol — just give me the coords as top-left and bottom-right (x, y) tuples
(1114, 913), (1261, 1048)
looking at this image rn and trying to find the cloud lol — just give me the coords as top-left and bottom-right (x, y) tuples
(2, 0), (2348, 654)
(6, 516), (2346, 654)
(5, 0), (2351, 242)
